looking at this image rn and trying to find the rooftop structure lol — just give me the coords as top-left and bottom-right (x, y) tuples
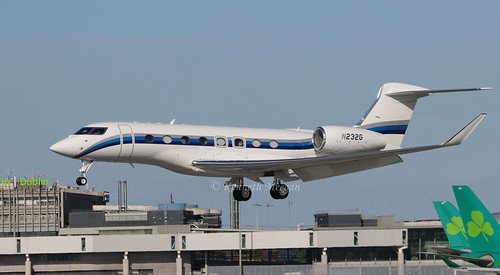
(0, 177), (108, 237)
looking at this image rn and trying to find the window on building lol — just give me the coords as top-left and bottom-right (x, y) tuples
(81, 237), (86, 251)
(171, 236), (176, 249)
(242, 234), (246, 248)
(354, 232), (359, 246)
(182, 236), (187, 249)
(100, 229), (152, 235)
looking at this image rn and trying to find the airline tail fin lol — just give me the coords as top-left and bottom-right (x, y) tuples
(453, 185), (500, 255)
(356, 83), (491, 148)
(433, 201), (470, 250)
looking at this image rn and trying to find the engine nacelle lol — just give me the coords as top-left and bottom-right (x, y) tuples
(312, 126), (387, 154)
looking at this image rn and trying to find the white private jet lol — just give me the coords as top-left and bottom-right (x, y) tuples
(50, 83), (489, 201)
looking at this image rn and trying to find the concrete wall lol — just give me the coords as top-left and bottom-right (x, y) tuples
(0, 228), (406, 255)
(316, 228), (405, 247)
(0, 252), (183, 274)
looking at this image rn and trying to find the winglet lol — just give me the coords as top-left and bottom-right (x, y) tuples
(442, 113), (486, 147)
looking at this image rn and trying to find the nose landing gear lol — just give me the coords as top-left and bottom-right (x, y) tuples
(76, 160), (94, 186)
(76, 177), (87, 186)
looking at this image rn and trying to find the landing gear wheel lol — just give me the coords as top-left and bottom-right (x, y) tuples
(233, 185), (252, 201)
(270, 183), (289, 200)
(240, 186), (252, 201)
(277, 184), (289, 199)
(270, 187), (279, 200)
(76, 177), (87, 186)
(77, 160), (93, 187)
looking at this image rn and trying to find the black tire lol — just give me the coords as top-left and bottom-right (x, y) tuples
(270, 184), (288, 200)
(277, 184), (289, 199)
(240, 186), (252, 201)
(233, 186), (252, 201)
(270, 185), (280, 199)
(76, 177), (87, 186)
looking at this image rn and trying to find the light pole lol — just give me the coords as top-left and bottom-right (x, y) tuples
(265, 204), (273, 228)
(286, 201), (294, 228)
(239, 206), (242, 275)
(252, 204), (262, 230)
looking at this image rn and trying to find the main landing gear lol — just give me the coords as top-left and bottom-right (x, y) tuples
(270, 178), (289, 200)
(231, 177), (252, 202)
(76, 160), (94, 186)
(230, 177), (289, 201)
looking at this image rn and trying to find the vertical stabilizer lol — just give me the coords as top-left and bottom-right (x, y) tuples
(453, 186), (500, 256)
(356, 83), (490, 148)
(433, 201), (470, 250)
(356, 83), (428, 148)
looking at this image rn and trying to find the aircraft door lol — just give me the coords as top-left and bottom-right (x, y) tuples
(118, 125), (134, 158)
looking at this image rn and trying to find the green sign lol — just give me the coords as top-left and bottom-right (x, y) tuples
(0, 177), (49, 187)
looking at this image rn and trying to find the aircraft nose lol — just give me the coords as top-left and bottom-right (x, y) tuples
(50, 139), (77, 158)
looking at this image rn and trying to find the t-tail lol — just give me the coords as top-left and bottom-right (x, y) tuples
(453, 185), (500, 266)
(356, 83), (491, 148)
(433, 201), (470, 251)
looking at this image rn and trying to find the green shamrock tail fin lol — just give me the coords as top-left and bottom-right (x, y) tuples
(433, 201), (470, 250)
(453, 185), (500, 253)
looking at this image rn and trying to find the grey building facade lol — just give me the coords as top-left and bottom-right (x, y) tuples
(0, 180), (107, 237)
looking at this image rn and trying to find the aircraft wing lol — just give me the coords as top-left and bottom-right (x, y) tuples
(192, 113), (485, 181)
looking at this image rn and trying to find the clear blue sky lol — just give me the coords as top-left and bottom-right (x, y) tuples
(1, 1), (499, 228)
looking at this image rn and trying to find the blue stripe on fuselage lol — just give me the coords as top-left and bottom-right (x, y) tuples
(77, 134), (314, 158)
(367, 125), (408, 135)
(78, 137), (121, 157)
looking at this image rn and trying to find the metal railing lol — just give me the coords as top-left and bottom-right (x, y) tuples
(206, 261), (488, 275)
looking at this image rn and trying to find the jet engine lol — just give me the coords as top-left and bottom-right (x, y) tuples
(312, 126), (387, 154)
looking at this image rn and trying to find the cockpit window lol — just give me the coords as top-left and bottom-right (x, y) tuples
(74, 127), (108, 135)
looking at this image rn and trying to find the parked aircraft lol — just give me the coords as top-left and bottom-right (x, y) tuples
(432, 186), (500, 273)
(50, 83), (489, 201)
(432, 201), (470, 255)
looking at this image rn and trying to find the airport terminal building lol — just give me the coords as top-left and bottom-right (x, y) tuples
(0, 179), (455, 274)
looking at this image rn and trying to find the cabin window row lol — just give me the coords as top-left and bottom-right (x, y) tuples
(143, 134), (279, 149)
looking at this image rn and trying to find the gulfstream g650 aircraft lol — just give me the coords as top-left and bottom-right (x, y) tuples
(50, 83), (489, 201)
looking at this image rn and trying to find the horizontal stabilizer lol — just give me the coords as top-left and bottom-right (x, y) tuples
(386, 87), (492, 97)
